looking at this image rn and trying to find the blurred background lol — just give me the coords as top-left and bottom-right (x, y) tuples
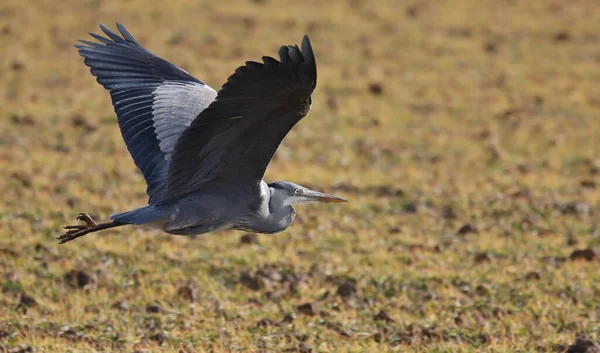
(0, 0), (599, 352)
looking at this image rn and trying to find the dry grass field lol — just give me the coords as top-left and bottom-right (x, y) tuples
(1, 0), (599, 351)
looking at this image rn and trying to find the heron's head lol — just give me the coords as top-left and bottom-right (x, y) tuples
(269, 182), (347, 206)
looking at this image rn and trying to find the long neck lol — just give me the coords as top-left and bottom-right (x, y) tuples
(259, 187), (296, 234)
(234, 183), (295, 234)
(265, 203), (296, 234)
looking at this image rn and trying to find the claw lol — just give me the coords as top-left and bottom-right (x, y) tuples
(58, 212), (96, 244)
(76, 213), (96, 227)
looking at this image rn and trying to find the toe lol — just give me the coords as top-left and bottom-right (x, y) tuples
(64, 225), (87, 230)
(57, 234), (75, 244)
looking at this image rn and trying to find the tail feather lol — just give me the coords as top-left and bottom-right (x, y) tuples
(110, 205), (169, 225)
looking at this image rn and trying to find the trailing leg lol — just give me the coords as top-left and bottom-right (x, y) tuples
(58, 213), (125, 244)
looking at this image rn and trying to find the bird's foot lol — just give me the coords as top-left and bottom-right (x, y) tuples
(57, 213), (97, 244)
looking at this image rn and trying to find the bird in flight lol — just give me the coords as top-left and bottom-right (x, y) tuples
(58, 24), (346, 244)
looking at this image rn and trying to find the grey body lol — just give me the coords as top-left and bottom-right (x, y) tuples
(58, 24), (345, 244)
(162, 181), (294, 235)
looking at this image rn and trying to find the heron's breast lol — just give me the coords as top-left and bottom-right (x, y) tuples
(247, 181), (270, 218)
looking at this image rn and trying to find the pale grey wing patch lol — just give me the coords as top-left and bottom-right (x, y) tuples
(152, 81), (217, 157)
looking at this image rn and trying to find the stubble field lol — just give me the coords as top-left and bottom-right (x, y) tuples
(0, 0), (599, 352)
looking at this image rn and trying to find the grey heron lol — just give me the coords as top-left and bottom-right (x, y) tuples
(58, 24), (346, 244)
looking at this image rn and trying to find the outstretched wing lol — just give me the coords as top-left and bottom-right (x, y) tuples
(166, 36), (317, 199)
(76, 23), (217, 204)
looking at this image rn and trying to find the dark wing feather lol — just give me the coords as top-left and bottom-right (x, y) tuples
(76, 23), (216, 204)
(166, 36), (317, 199)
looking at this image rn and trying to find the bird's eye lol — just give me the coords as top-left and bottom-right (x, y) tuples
(294, 189), (300, 194)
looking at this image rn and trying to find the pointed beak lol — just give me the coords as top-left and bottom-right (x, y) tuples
(304, 190), (348, 203)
